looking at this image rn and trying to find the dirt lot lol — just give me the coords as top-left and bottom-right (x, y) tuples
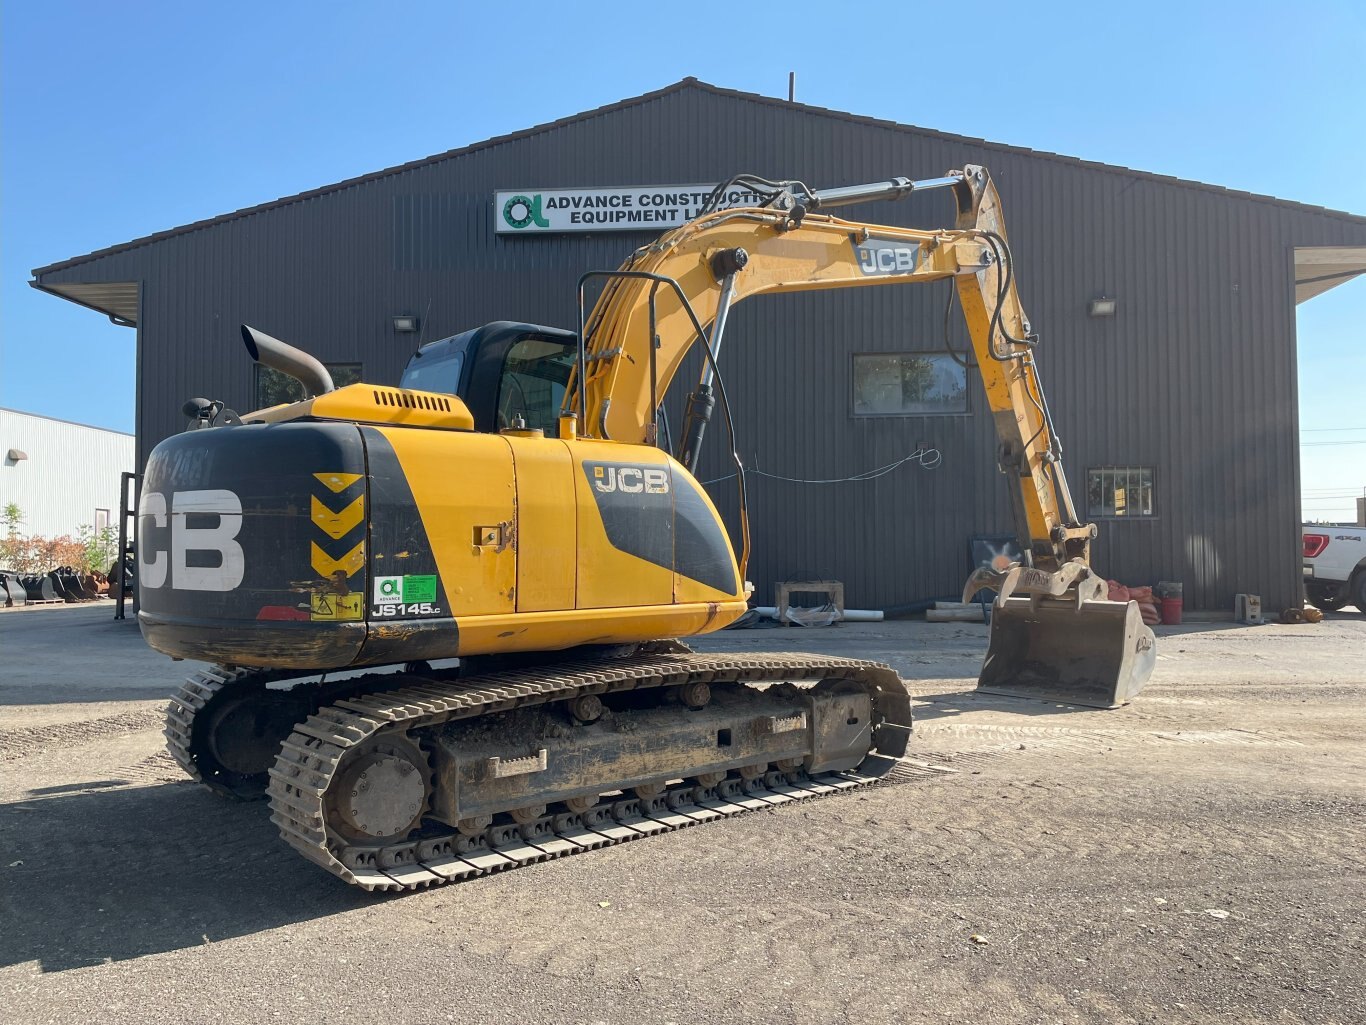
(2, 604), (1364, 1025)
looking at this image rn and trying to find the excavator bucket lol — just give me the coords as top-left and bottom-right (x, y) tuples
(976, 596), (1157, 708)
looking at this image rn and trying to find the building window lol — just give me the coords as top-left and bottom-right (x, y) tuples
(95, 509), (110, 531)
(1087, 466), (1156, 518)
(852, 353), (968, 416)
(255, 363), (363, 409)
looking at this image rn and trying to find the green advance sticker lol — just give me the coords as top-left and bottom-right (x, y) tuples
(401, 575), (437, 603)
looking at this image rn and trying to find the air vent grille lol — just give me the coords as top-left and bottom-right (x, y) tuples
(372, 388), (452, 412)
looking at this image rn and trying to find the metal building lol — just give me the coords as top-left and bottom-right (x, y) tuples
(29, 79), (1366, 612)
(0, 409), (135, 539)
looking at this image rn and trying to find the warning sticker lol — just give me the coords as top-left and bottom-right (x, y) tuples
(310, 591), (364, 621)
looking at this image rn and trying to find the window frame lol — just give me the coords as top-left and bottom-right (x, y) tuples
(850, 349), (972, 419)
(1085, 465), (1158, 519)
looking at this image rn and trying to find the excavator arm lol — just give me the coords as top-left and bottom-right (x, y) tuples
(571, 165), (1086, 575)
(569, 165), (1155, 706)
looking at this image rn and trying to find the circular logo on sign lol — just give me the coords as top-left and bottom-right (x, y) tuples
(380, 578), (401, 597)
(503, 195), (537, 229)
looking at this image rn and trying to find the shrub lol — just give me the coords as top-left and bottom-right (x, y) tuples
(0, 505), (111, 574)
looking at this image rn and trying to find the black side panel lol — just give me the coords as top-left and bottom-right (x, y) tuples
(356, 427), (458, 664)
(581, 460), (674, 573)
(672, 473), (740, 595)
(580, 459), (737, 595)
(137, 421), (367, 667)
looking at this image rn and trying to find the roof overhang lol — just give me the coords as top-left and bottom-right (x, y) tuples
(29, 279), (139, 325)
(1294, 247), (1366, 304)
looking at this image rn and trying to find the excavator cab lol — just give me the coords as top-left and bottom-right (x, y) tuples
(400, 321), (578, 434)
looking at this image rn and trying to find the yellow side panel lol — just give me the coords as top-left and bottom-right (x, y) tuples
(456, 601), (750, 656)
(249, 383), (475, 430)
(506, 435), (576, 612)
(571, 439), (676, 611)
(376, 427), (516, 616)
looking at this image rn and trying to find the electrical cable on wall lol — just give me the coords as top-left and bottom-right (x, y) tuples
(703, 446), (941, 487)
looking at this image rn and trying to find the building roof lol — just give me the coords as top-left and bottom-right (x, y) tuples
(31, 76), (1366, 282)
(0, 407), (135, 437)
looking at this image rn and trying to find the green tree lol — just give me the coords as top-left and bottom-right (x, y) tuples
(77, 523), (119, 574)
(0, 503), (24, 570)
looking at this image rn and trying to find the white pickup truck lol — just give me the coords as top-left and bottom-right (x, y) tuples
(1303, 524), (1366, 613)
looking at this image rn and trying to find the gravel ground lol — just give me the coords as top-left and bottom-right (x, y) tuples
(2, 603), (1364, 1025)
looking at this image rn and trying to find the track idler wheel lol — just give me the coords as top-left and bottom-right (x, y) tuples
(194, 683), (314, 799)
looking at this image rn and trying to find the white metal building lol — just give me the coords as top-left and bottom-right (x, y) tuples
(0, 409), (135, 540)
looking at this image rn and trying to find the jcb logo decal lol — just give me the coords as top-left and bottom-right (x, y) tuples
(591, 464), (670, 495)
(138, 489), (245, 592)
(853, 237), (922, 276)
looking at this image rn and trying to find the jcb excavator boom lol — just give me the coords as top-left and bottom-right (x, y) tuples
(564, 166), (1155, 705)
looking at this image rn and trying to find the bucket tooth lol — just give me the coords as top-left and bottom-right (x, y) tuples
(975, 597), (1156, 708)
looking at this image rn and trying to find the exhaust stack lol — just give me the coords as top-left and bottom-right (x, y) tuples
(241, 325), (335, 398)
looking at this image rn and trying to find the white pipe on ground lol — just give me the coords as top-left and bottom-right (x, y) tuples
(752, 606), (885, 622)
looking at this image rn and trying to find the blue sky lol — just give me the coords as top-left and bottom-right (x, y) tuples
(2, 1), (1363, 519)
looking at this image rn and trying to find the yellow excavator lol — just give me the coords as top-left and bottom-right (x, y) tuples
(143, 165), (1155, 890)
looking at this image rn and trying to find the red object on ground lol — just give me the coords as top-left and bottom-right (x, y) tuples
(1160, 596), (1183, 625)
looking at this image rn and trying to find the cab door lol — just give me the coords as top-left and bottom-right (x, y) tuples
(506, 435), (577, 612)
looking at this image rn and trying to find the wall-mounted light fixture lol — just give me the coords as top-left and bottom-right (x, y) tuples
(1088, 295), (1117, 318)
(392, 315), (420, 333)
(5, 449), (28, 463)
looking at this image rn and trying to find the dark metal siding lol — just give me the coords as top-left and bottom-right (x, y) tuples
(36, 85), (1366, 611)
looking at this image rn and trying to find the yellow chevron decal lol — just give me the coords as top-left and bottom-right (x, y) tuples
(311, 540), (365, 579)
(311, 494), (364, 540)
(314, 471), (363, 493)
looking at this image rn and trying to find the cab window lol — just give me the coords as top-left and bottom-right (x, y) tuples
(400, 349), (465, 395)
(497, 337), (577, 434)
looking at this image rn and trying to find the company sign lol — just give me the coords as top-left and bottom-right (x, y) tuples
(495, 185), (770, 234)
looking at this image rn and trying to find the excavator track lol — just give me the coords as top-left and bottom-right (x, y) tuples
(163, 641), (696, 800)
(165, 665), (372, 800)
(266, 652), (912, 891)
(164, 665), (304, 799)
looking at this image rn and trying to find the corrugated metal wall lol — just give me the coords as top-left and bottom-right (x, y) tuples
(33, 83), (1366, 611)
(0, 409), (135, 539)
